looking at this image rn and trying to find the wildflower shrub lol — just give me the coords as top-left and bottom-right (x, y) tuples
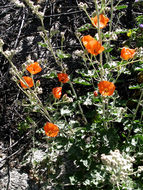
(0, 0), (143, 189)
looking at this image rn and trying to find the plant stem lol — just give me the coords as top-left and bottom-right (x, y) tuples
(107, 0), (113, 63)
(40, 16), (88, 124)
(69, 81), (87, 124)
(127, 89), (143, 139)
(94, 0), (104, 80)
(133, 89), (143, 121)
(109, 0), (114, 33)
(109, 59), (142, 71)
(2, 51), (53, 123)
(94, 0), (108, 129)
(76, 33), (100, 80)
(40, 18), (58, 63)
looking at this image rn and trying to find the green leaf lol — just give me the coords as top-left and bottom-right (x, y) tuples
(56, 49), (71, 59)
(134, 62), (143, 71)
(50, 29), (59, 37)
(18, 120), (30, 133)
(73, 77), (92, 85)
(38, 42), (48, 48)
(134, 135), (143, 142)
(42, 72), (57, 79)
(80, 159), (89, 168)
(129, 84), (143, 89)
(76, 69), (96, 77)
(135, 67), (143, 71)
(115, 29), (128, 34)
(83, 94), (92, 105)
(103, 63), (110, 69)
(76, 68), (99, 79)
(115, 5), (128, 10)
(60, 106), (72, 116)
(69, 176), (77, 185)
(26, 116), (34, 123)
(104, 47), (113, 53)
(77, 24), (93, 32)
(105, 48), (113, 52)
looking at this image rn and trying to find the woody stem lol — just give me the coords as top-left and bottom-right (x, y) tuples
(133, 89), (143, 121)
(110, 59), (142, 71)
(109, 0), (114, 33)
(40, 18), (65, 71)
(40, 19), (58, 63)
(107, 0), (113, 63)
(69, 81), (88, 124)
(94, 0), (108, 129)
(94, 0), (104, 80)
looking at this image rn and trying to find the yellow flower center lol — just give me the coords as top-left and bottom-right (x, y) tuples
(83, 41), (88, 46)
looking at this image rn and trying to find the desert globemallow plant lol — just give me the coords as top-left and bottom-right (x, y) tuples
(0, 0), (143, 189)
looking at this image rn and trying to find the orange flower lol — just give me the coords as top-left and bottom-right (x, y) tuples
(82, 35), (104, 55)
(121, 47), (135, 60)
(20, 76), (34, 89)
(26, 62), (42, 74)
(52, 87), (62, 99)
(91, 14), (109, 29)
(98, 81), (115, 96)
(44, 122), (59, 137)
(57, 73), (69, 83)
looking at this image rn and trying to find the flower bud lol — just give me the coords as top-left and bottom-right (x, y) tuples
(137, 166), (143, 173)
(0, 39), (4, 52)
(73, 50), (84, 57)
(37, 11), (44, 19)
(75, 32), (81, 38)
(94, 91), (98, 97)
(11, 0), (25, 7)
(11, 76), (17, 81)
(78, 2), (88, 10)
(61, 32), (65, 41)
(9, 68), (15, 75)
(62, 94), (73, 103)
(22, 63), (27, 70)
(4, 50), (15, 58)
(19, 71), (23, 76)
(26, 56), (34, 64)
(36, 80), (41, 87)
(37, 87), (43, 94)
